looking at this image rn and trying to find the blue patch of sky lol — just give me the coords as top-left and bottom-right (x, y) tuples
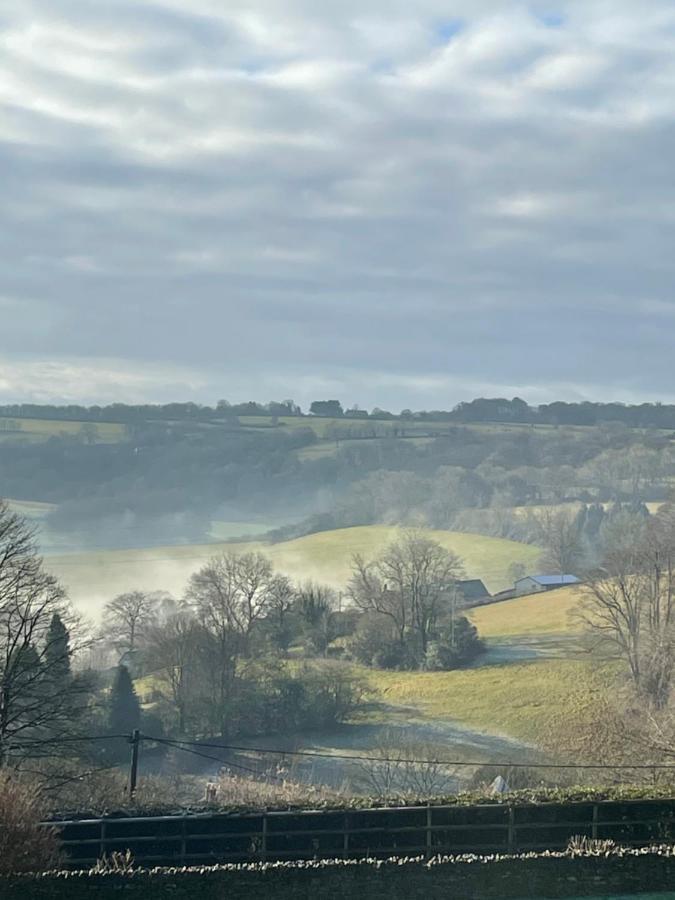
(370, 59), (395, 75)
(536, 11), (565, 27)
(432, 19), (464, 45)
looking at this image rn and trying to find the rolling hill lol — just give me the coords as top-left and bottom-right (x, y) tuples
(45, 525), (540, 618)
(469, 585), (584, 638)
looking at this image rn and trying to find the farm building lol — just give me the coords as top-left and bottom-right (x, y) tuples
(456, 579), (491, 605)
(514, 574), (580, 596)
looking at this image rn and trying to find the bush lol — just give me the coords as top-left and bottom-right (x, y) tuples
(0, 774), (62, 873)
(424, 617), (484, 671)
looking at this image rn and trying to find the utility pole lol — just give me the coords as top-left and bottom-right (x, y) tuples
(128, 729), (140, 797)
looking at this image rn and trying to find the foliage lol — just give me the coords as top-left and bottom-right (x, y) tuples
(424, 617), (484, 670)
(107, 666), (140, 760)
(0, 774), (62, 873)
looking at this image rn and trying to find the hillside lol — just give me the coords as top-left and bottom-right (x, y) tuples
(469, 585), (584, 638)
(45, 526), (540, 618)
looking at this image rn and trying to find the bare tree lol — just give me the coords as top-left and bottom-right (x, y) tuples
(186, 551), (274, 653)
(266, 575), (296, 655)
(101, 591), (159, 656)
(0, 501), (92, 765)
(294, 581), (338, 657)
(349, 530), (464, 655)
(355, 730), (458, 797)
(146, 612), (202, 734)
(581, 514), (675, 708)
(536, 509), (584, 575)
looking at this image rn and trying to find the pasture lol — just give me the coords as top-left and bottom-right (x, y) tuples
(45, 525), (539, 618)
(469, 585), (584, 638)
(360, 656), (614, 752)
(0, 417), (127, 443)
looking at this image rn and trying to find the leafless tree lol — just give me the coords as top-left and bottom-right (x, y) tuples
(294, 581), (338, 657)
(354, 730), (458, 797)
(186, 551), (274, 653)
(349, 529), (464, 654)
(146, 612), (202, 734)
(0, 501), (92, 765)
(267, 575), (296, 655)
(581, 513), (675, 708)
(536, 509), (584, 575)
(101, 591), (159, 656)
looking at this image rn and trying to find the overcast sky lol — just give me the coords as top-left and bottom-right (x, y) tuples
(2, 0), (675, 411)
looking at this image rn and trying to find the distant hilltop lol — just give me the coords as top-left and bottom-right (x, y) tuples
(2, 396), (675, 429)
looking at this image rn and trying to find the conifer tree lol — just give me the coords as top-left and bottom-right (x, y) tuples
(44, 613), (71, 682)
(108, 666), (141, 760)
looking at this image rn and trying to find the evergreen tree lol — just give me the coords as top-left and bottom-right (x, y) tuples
(108, 665), (141, 745)
(44, 613), (71, 682)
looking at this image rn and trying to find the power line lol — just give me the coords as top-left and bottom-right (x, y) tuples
(154, 737), (270, 778)
(140, 734), (675, 771)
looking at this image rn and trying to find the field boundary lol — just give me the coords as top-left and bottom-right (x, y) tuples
(53, 796), (675, 868)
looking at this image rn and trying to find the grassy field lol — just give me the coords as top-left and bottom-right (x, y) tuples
(296, 435), (435, 461)
(359, 657), (613, 751)
(45, 525), (539, 619)
(469, 585), (584, 638)
(239, 415), (456, 439)
(0, 417), (127, 443)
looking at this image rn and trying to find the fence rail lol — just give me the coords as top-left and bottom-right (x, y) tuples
(51, 797), (675, 868)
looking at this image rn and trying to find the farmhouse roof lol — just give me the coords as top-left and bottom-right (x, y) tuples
(457, 579), (490, 601)
(525, 574), (580, 586)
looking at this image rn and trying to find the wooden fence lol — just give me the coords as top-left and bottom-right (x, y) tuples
(53, 797), (675, 868)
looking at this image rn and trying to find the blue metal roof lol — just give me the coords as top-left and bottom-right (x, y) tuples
(528, 574), (580, 585)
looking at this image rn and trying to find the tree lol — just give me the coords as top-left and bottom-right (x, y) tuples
(294, 581), (338, 657)
(146, 613), (201, 735)
(309, 400), (343, 417)
(349, 530), (465, 662)
(536, 509), (584, 575)
(186, 552), (274, 653)
(581, 512), (675, 708)
(44, 613), (71, 683)
(101, 591), (159, 657)
(0, 501), (90, 765)
(107, 665), (140, 759)
(266, 575), (296, 655)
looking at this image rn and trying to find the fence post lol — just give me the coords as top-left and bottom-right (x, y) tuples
(100, 819), (106, 861)
(508, 806), (515, 853)
(261, 812), (268, 862)
(343, 812), (350, 857)
(180, 813), (187, 866)
(592, 804), (598, 840)
(426, 803), (433, 858)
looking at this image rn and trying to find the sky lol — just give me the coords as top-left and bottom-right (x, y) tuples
(2, 0), (675, 412)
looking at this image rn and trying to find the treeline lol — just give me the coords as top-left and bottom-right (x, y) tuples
(5, 396), (675, 428)
(1, 411), (672, 549)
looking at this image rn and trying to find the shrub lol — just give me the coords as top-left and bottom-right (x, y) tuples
(424, 617), (484, 671)
(0, 774), (62, 873)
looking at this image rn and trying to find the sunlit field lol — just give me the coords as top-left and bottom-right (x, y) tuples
(0, 417), (127, 443)
(45, 525), (540, 618)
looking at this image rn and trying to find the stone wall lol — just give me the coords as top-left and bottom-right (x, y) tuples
(3, 850), (675, 899)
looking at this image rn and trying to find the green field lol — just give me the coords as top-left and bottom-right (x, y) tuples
(296, 435), (435, 461)
(46, 525), (539, 619)
(470, 585), (584, 638)
(238, 415), (456, 439)
(0, 417), (127, 443)
(359, 657), (608, 748)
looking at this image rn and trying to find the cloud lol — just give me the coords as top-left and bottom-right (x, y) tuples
(2, 0), (675, 411)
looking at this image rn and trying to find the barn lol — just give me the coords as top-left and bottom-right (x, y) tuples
(514, 574), (580, 596)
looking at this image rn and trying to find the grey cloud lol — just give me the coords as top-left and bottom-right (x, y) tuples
(2, 0), (675, 410)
